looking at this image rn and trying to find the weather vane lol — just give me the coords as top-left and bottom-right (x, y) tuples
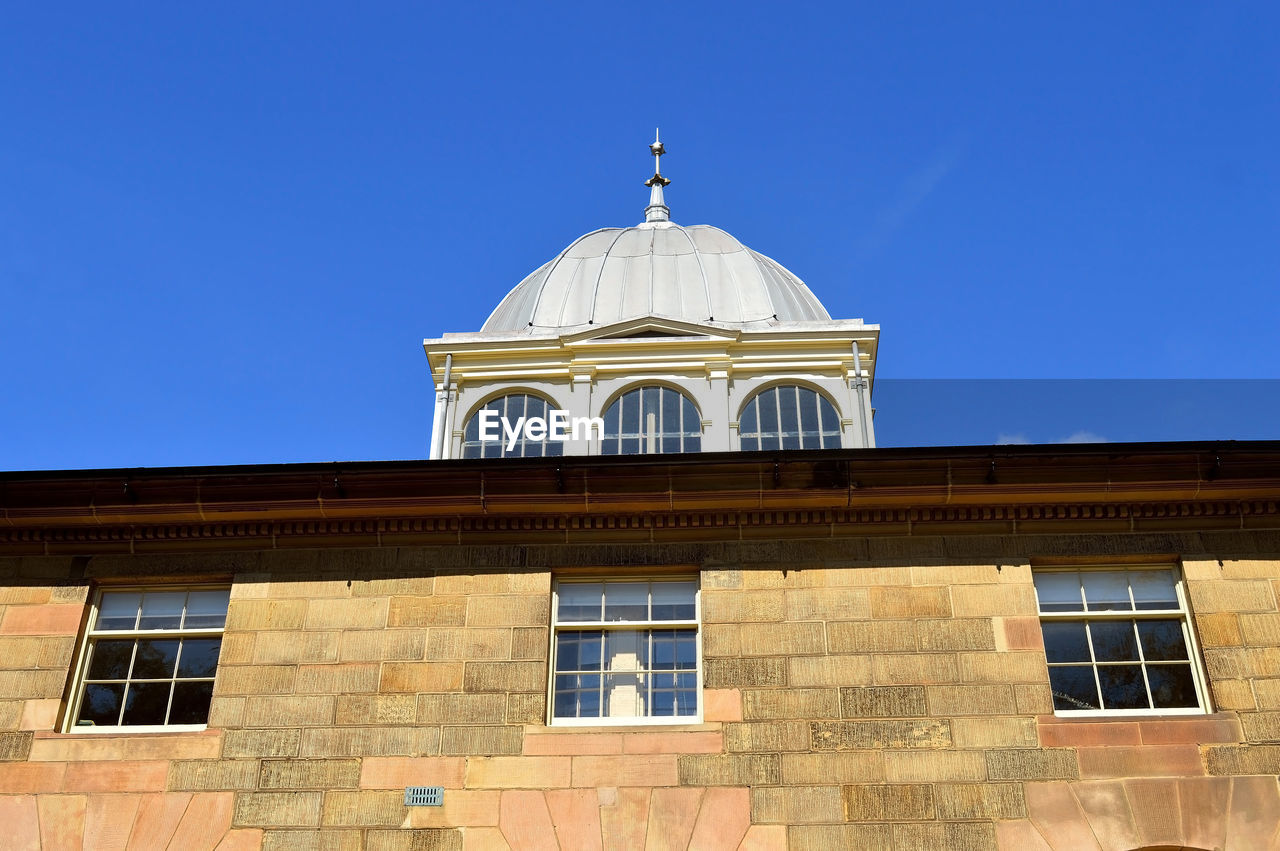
(645, 128), (670, 188)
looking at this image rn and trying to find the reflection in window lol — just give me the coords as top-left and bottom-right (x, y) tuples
(462, 394), (564, 459)
(1032, 567), (1207, 714)
(552, 579), (699, 723)
(72, 588), (229, 730)
(739, 385), (841, 450)
(601, 387), (701, 455)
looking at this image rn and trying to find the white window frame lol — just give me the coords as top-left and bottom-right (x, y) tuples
(63, 584), (230, 734)
(1033, 565), (1212, 717)
(548, 577), (702, 727)
(599, 386), (702, 456)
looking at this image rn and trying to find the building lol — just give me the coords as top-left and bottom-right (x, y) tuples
(1, 141), (1279, 850)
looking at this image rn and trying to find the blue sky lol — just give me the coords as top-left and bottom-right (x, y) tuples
(2, 3), (1277, 470)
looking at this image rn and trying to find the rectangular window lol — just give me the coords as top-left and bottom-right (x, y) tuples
(66, 586), (230, 732)
(550, 578), (700, 725)
(1032, 566), (1209, 715)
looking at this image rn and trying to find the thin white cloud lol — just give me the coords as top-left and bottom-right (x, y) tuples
(996, 433), (1031, 445)
(854, 136), (967, 255)
(1060, 431), (1108, 444)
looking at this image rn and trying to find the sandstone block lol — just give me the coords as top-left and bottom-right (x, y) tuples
(406, 789), (501, 828)
(510, 627), (548, 661)
(1194, 613), (1244, 648)
(261, 829), (365, 851)
(840, 686), (926, 717)
(998, 616), (1046, 651)
(701, 568), (743, 590)
(216, 665), (296, 695)
(265, 579), (351, 599)
(336, 694), (418, 725)
(1189, 580), (1275, 613)
(0, 762), (65, 793)
(926, 684), (1015, 715)
(952, 716), (1038, 748)
(388, 596), (466, 628)
(522, 732), (623, 756)
(786, 824), (893, 850)
(1138, 717), (1242, 745)
(0, 587), (51, 605)
(359, 757), (466, 790)
(63, 759), (168, 791)
(226, 600), (307, 631)
(811, 719), (951, 750)
(572, 754), (678, 787)
(1255, 678), (1280, 709)
(788, 655), (873, 687)
(742, 688), (839, 720)
(701, 590), (785, 623)
(986, 748), (1079, 780)
(434, 571), (515, 595)
(296, 663), (380, 694)
(233, 791), (323, 827)
(465, 595), (549, 628)
(299, 727), (440, 758)
(1203, 744), (1280, 775)
(440, 725), (523, 755)
(827, 619), (916, 653)
(244, 696), (336, 727)
(785, 587), (870, 621)
(506, 693), (545, 724)
(259, 759), (361, 789)
(306, 597), (388, 630)
(252, 631), (340, 664)
(1014, 683), (1055, 715)
(168, 759), (260, 790)
(933, 782), (1027, 819)
(869, 586), (951, 619)
(780, 751), (885, 784)
(18, 698), (59, 731)
(320, 790), (405, 827)
(463, 661), (543, 693)
(425, 628), (512, 661)
(0, 670), (65, 699)
(739, 621), (825, 656)
(30, 731), (219, 762)
(0, 603), (82, 635)
(416, 693), (506, 725)
(677, 753), (780, 786)
(1077, 744), (1202, 778)
(350, 575), (435, 597)
(951, 584), (1038, 617)
(703, 657), (786, 688)
(751, 785), (844, 824)
(364, 828), (462, 851)
(338, 630), (426, 663)
(884, 750), (987, 782)
(621, 731), (722, 754)
(958, 651), (1047, 683)
(843, 783), (934, 820)
(380, 662), (463, 693)
(703, 688), (743, 722)
(223, 729), (302, 758)
(872, 653), (959, 685)
(891, 822), (996, 851)
(916, 619), (996, 652)
(465, 756), (571, 789)
(723, 721), (810, 753)
(0, 731), (35, 761)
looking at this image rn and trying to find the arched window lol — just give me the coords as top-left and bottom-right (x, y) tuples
(461, 394), (564, 459)
(739, 385), (841, 450)
(601, 386), (701, 455)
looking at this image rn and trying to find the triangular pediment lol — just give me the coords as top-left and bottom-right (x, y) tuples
(563, 316), (739, 344)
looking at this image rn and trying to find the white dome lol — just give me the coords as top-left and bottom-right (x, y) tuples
(483, 222), (831, 332)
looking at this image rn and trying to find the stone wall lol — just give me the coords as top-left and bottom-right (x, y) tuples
(0, 543), (1278, 849)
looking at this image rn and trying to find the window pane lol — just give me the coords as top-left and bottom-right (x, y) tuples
(1131, 570), (1179, 610)
(1089, 621), (1139, 663)
(603, 630), (646, 670)
(1136, 620), (1189, 661)
(557, 584), (603, 622)
(651, 581), (696, 620)
(122, 682), (172, 725)
(1098, 665), (1148, 710)
(651, 629), (697, 670)
(78, 684), (125, 726)
(553, 674), (600, 718)
(819, 396), (839, 432)
(169, 681), (214, 724)
(603, 583), (648, 622)
(1049, 666), (1100, 711)
(185, 590), (230, 629)
(1082, 572), (1132, 611)
(176, 639), (223, 678)
(760, 389), (779, 435)
(1034, 572), (1083, 612)
(97, 592), (140, 630)
(603, 672), (644, 717)
(86, 640), (134, 680)
(741, 436), (759, 451)
(621, 391), (639, 435)
(556, 631), (602, 672)
(1148, 664), (1199, 708)
(740, 399), (758, 435)
(779, 387), (800, 449)
(1042, 621), (1091, 663)
(132, 639), (180, 678)
(139, 592), (185, 630)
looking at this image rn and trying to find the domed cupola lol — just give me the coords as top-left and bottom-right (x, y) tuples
(483, 134), (830, 332)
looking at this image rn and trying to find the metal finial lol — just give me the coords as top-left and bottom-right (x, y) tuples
(645, 127), (670, 188)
